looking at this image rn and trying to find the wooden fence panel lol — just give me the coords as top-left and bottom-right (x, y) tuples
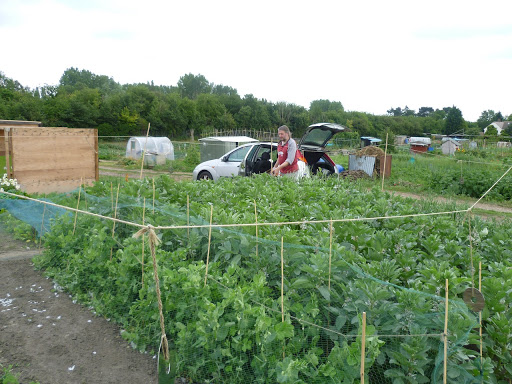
(11, 127), (98, 194)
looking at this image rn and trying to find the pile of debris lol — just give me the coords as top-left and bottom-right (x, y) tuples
(349, 145), (391, 177)
(354, 146), (385, 157)
(338, 170), (370, 180)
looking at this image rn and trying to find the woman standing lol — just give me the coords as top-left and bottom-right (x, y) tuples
(271, 125), (300, 179)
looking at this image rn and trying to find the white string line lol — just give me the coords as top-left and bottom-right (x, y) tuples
(208, 276), (444, 339)
(3, 163), (511, 230)
(152, 210), (469, 230)
(0, 189), (468, 230)
(469, 165), (512, 210)
(0, 190), (146, 229)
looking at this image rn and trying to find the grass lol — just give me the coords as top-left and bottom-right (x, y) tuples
(0, 363), (40, 384)
(0, 155), (6, 174)
(329, 148), (512, 205)
(99, 140), (200, 173)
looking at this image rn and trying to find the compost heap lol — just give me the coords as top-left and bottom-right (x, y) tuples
(338, 170), (369, 180)
(354, 146), (385, 157)
(353, 146), (388, 176)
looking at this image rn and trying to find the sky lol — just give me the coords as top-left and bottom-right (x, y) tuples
(1, 0), (511, 122)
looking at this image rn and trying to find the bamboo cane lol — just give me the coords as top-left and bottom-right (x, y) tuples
(444, 279), (449, 384)
(254, 200), (259, 258)
(141, 198), (146, 286)
(152, 178), (155, 215)
(110, 183), (120, 261)
(328, 219), (333, 290)
(281, 236), (285, 359)
(72, 178), (82, 235)
(140, 123), (151, 180)
(187, 195), (190, 241)
(381, 132), (389, 192)
(39, 197), (46, 250)
(361, 312), (367, 384)
(479, 261), (483, 380)
(204, 205), (213, 286)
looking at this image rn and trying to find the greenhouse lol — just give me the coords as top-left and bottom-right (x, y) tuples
(125, 136), (175, 164)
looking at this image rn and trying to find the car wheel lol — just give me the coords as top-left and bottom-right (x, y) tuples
(197, 171), (213, 181)
(311, 162), (335, 176)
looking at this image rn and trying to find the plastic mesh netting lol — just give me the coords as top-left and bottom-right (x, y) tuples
(1, 174), (507, 383)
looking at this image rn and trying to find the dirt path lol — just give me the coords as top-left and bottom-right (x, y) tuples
(0, 227), (157, 384)
(99, 165), (192, 181)
(388, 190), (512, 215)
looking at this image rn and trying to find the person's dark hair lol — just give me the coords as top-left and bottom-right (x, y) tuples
(278, 125), (291, 136)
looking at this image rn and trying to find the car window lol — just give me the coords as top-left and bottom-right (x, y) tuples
(227, 146), (251, 162)
(301, 129), (333, 147)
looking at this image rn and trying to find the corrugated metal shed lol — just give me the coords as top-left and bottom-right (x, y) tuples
(348, 155), (376, 177)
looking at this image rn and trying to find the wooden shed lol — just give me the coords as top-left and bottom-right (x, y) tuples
(1, 120), (98, 194)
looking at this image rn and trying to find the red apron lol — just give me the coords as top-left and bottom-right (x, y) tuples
(277, 140), (300, 174)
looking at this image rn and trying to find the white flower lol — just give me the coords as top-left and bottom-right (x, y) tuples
(15, 185), (20, 190)
(0, 188), (4, 193)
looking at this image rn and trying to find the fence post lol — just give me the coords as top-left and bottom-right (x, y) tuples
(444, 279), (449, 384)
(361, 312), (367, 384)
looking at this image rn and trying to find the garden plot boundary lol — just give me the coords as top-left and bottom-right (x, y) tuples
(3, 165), (512, 382)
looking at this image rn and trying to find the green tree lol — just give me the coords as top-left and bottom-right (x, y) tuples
(477, 110), (496, 129)
(417, 107), (434, 117)
(485, 125), (498, 136)
(387, 107), (402, 117)
(177, 73), (212, 99)
(443, 106), (466, 135)
(402, 105), (416, 116)
(196, 93), (226, 129)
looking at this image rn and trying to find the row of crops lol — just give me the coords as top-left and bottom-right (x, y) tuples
(13, 175), (512, 383)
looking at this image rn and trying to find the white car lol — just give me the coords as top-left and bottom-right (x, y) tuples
(192, 123), (346, 181)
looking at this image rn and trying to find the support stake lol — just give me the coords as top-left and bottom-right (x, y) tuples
(361, 312), (367, 384)
(204, 205), (213, 286)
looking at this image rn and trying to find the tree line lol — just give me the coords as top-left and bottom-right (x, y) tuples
(0, 68), (510, 140)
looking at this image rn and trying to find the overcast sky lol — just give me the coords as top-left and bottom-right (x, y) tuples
(1, 0), (511, 121)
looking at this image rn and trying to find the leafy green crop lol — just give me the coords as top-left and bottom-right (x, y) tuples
(31, 175), (512, 383)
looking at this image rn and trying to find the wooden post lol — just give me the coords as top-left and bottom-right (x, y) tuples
(204, 205), (213, 286)
(140, 123), (151, 180)
(381, 132), (389, 192)
(479, 262), (483, 376)
(141, 198), (146, 286)
(444, 279), (449, 384)
(281, 236), (285, 359)
(94, 129), (99, 181)
(152, 178), (155, 215)
(72, 178), (82, 235)
(281, 236), (284, 323)
(39, 197), (46, 250)
(110, 183), (120, 261)
(328, 219), (333, 290)
(254, 200), (259, 258)
(4, 128), (11, 178)
(360, 312), (367, 384)
(187, 195), (190, 241)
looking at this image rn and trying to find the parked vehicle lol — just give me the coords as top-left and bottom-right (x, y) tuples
(192, 123), (346, 181)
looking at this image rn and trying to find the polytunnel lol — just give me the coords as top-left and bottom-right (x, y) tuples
(126, 137), (175, 165)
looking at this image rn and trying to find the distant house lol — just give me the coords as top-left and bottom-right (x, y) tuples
(441, 138), (461, 156)
(484, 121), (511, 135)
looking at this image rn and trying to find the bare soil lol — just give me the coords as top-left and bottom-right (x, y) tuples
(0, 227), (157, 384)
